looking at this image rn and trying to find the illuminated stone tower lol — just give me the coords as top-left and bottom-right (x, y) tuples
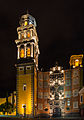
(15, 13), (40, 117)
(70, 54), (83, 117)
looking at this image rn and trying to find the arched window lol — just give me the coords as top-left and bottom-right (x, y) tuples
(20, 45), (24, 58)
(21, 33), (24, 39)
(27, 46), (31, 57)
(27, 31), (31, 38)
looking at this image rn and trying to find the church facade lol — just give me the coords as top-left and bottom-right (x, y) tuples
(15, 13), (84, 118)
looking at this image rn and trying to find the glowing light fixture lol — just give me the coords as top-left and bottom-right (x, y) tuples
(58, 66), (61, 71)
(50, 71), (53, 74)
(73, 66), (75, 68)
(61, 70), (64, 73)
(53, 67), (55, 71)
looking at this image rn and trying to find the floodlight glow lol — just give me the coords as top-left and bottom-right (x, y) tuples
(58, 66), (61, 71)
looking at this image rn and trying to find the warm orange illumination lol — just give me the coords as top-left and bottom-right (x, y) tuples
(24, 21), (27, 26)
(27, 47), (31, 57)
(17, 75), (33, 115)
(75, 59), (79, 67)
(70, 54), (83, 67)
(27, 32), (30, 38)
(20, 49), (24, 58)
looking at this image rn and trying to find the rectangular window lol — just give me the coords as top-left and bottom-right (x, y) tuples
(73, 77), (79, 85)
(23, 84), (27, 91)
(38, 103), (43, 110)
(44, 82), (48, 88)
(19, 67), (24, 71)
(26, 66), (31, 70)
(27, 47), (31, 57)
(73, 101), (78, 109)
(73, 89), (78, 97)
(38, 74), (43, 80)
(44, 92), (49, 99)
(80, 95), (83, 103)
(44, 74), (49, 80)
(38, 81), (43, 88)
(72, 69), (79, 77)
(38, 92), (43, 99)
(20, 48), (25, 58)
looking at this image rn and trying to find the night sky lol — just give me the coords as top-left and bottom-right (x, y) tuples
(0, 0), (84, 96)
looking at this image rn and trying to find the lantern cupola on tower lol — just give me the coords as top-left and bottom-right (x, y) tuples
(15, 13), (40, 69)
(70, 54), (83, 68)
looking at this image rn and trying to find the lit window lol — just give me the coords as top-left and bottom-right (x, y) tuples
(44, 82), (48, 88)
(27, 32), (30, 38)
(27, 47), (31, 57)
(80, 95), (83, 103)
(73, 77), (79, 85)
(75, 59), (79, 67)
(23, 84), (27, 91)
(73, 101), (78, 109)
(24, 21), (27, 26)
(20, 48), (24, 58)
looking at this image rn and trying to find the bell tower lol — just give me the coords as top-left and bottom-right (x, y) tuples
(15, 13), (40, 117)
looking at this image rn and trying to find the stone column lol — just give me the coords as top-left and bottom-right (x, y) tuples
(24, 44), (27, 58)
(17, 45), (20, 59)
(30, 43), (33, 57)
